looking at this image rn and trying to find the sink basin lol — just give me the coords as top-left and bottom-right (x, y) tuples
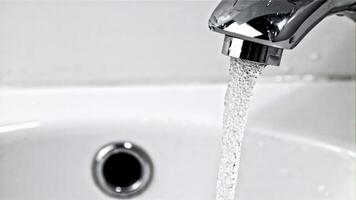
(0, 82), (354, 200)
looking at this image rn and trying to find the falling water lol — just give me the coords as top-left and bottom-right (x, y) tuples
(216, 58), (265, 200)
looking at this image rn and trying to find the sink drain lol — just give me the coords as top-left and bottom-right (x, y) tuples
(92, 142), (153, 198)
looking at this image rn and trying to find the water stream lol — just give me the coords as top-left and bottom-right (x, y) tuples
(216, 58), (265, 200)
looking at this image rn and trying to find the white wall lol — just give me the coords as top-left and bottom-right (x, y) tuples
(0, 1), (354, 87)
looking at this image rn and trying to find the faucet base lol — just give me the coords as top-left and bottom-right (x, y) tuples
(222, 36), (283, 66)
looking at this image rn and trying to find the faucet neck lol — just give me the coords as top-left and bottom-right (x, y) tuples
(209, 0), (356, 66)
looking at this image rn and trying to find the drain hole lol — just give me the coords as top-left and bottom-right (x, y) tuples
(103, 152), (142, 188)
(93, 142), (153, 198)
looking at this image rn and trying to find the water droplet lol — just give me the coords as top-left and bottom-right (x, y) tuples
(310, 52), (320, 61)
(317, 185), (325, 192)
(266, 0), (272, 7)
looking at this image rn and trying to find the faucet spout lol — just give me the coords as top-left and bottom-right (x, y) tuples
(209, 0), (356, 66)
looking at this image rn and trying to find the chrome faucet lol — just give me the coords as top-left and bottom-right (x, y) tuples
(209, 0), (356, 66)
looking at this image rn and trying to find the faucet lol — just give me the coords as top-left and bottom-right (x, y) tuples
(209, 0), (356, 66)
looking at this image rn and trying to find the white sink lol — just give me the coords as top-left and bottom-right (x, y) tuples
(0, 82), (354, 200)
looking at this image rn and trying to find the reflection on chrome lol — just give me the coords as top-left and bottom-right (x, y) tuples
(209, 0), (356, 66)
